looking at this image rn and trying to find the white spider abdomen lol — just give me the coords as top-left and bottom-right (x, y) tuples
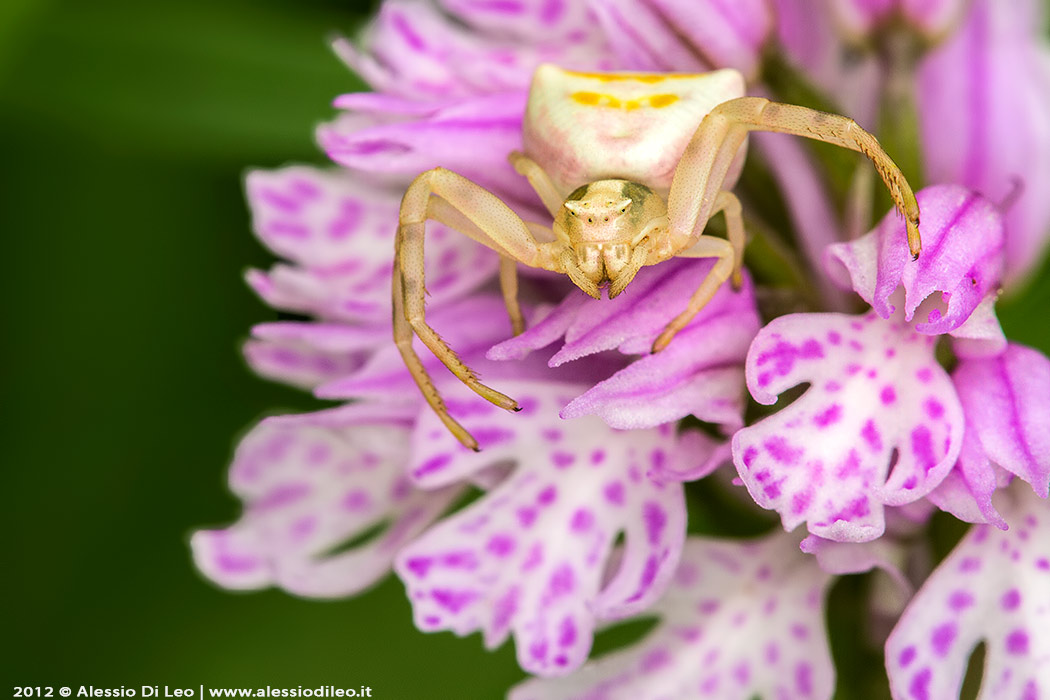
(523, 64), (747, 196)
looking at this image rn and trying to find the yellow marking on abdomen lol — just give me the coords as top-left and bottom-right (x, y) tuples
(571, 92), (680, 110)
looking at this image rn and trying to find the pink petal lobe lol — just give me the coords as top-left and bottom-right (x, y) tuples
(825, 185), (1005, 336)
(191, 412), (460, 598)
(510, 533), (835, 699)
(734, 311), (963, 542)
(243, 322), (385, 390)
(952, 343), (1050, 498)
(886, 484), (1050, 700)
(489, 261), (759, 431)
(396, 380), (702, 676)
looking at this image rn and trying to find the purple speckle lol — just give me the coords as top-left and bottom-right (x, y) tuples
(827, 331), (842, 344)
(643, 502), (667, 544)
(342, 488), (371, 511)
(528, 640), (548, 662)
(742, 446), (758, 468)
(948, 590), (974, 611)
(431, 588), (477, 613)
(880, 385), (897, 404)
(570, 508), (594, 533)
(959, 556), (981, 573)
(551, 451), (575, 469)
(413, 453), (452, 479)
(861, 419), (883, 452)
(917, 367), (933, 383)
(911, 426), (937, 473)
(931, 622), (956, 657)
(217, 553), (259, 574)
(924, 398), (945, 419)
(765, 642), (779, 663)
(1002, 588), (1021, 610)
(486, 534), (516, 557)
(590, 449), (606, 465)
(639, 647), (670, 673)
(558, 616), (577, 648)
(813, 403), (843, 428)
(899, 645), (917, 668)
(764, 436), (803, 465)
(1006, 629), (1029, 655)
(491, 586), (518, 633)
(791, 489), (812, 515)
(549, 564), (575, 597)
(603, 481), (624, 505)
(517, 506), (537, 527)
(1036, 558), (1050, 571)
(537, 485), (558, 506)
(909, 667), (931, 700)
(732, 662), (750, 685)
(795, 662), (813, 696)
(541, 428), (562, 442)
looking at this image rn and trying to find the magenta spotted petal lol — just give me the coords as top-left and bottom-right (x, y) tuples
(590, 0), (771, 79)
(926, 423), (1010, 529)
(320, 91), (537, 205)
(245, 166), (497, 322)
(395, 380), (705, 676)
(885, 485), (1050, 700)
(489, 260), (759, 430)
(953, 343), (1050, 498)
(826, 185), (1005, 337)
(918, 0), (1050, 283)
(191, 412), (461, 598)
(243, 322), (386, 390)
(510, 532), (835, 700)
(334, 0), (612, 100)
(734, 311), (963, 542)
(438, 0), (606, 42)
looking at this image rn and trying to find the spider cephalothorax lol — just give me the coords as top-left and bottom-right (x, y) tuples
(555, 180), (668, 299)
(394, 65), (922, 449)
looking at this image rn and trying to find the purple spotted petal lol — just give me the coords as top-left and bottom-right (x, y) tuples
(952, 343), (1050, 498)
(926, 422), (1010, 529)
(438, 0), (605, 42)
(334, 0), (612, 99)
(320, 91), (543, 210)
(243, 322), (386, 390)
(885, 484), (1050, 700)
(489, 260), (759, 431)
(191, 411), (461, 598)
(918, 0), (1050, 283)
(826, 185), (1005, 336)
(589, 0), (771, 78)
(828, 0), (968, 39)
(510, 532), (834, 699)
(800, 535), (910, 596)
(396, 380), (702, 676)
(245, 166), (498, 322)
(734, 311), (964, 542)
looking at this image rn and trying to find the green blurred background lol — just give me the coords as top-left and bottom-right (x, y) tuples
(2, 1), (1049, 698)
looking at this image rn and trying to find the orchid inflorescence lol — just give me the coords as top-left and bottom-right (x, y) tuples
(192, 1), (1050, 698)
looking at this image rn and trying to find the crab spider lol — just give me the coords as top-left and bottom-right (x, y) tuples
(394, 64), (922, 450)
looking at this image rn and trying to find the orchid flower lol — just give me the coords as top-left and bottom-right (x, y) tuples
(195, 1), (1050, 698)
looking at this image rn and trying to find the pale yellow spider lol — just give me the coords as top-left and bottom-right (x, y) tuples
(394, 64), (922, 450)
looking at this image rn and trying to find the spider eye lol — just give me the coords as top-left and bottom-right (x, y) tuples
(620, 208), (626, 213)
(588, 217), (593, 223)
(603, 216), (609, 222)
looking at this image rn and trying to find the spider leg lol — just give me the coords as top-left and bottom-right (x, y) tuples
(708, 97), (922, 256)
(499, 256), (525, 335)
(652, 196), (739, 353)
(396, 167), (560, 450)
(508, 151), (566, 217)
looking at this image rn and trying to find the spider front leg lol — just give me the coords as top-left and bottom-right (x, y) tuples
(652, 191), (742, 352)
(395, 167), (559, 450)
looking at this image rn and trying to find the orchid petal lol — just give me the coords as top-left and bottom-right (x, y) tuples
(439, 0), (604, 42)
(885, 485), (1050, 700)
(926, 422), (1010, 529)
(243, 322), (385, 390)
(334, 1), (612, 99)
(191, 412), (460, 598)
(245, 167), (498, 322)
(917, 0), (1050, 283)
(825, 185), (1005, 336)
(396, 380), (702, 676)
(734, 311), (963, 542)
(489, 260), (759, 431)
(510, 533), (835, 700)
(953, 343), (1050, 498)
